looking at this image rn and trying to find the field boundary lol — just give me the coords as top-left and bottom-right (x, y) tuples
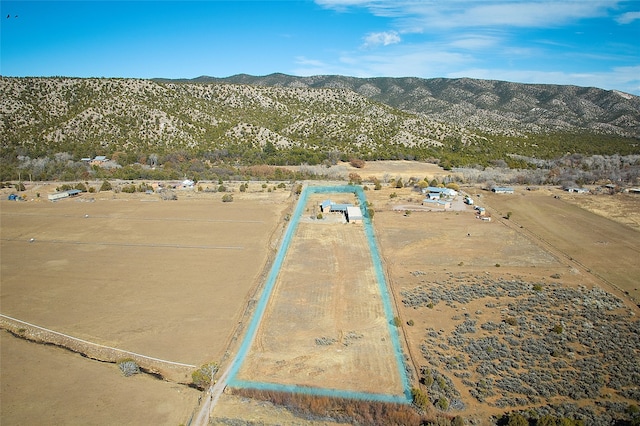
(0, 313), (196, 381)
(226, 185), (411, 403)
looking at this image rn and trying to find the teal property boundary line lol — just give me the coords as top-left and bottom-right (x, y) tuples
(226, 185), (412, 403)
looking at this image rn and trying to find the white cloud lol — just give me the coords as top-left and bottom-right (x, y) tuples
(316, 1), (619, 30)
(362, 31), (401, 48)
(448, 35), (500, 50)
(616, 11), (640, 24)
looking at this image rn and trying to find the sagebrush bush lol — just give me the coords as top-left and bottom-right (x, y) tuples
(117, 358), (140, 377)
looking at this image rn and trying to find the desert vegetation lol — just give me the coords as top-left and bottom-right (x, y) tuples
(401, 273), (640, 425)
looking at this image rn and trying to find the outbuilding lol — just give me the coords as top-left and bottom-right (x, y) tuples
(346, 206), (363, 223)
(492, 187), (514, 194)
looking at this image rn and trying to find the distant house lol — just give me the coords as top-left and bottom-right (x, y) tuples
(48, 189), (82, 201)
(422, 186), (458, 198)
(565, 187), (589, 193)
(90, 156), (108, 166)
(492, 187), (514, 194)
(628, 188), (640, 195)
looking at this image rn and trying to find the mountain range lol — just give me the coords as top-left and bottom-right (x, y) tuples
(1, 74), (638, 168)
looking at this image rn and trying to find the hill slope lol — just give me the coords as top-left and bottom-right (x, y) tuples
(176, 74), (640, 137)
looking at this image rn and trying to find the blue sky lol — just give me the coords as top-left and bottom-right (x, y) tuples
(1, 0), (639, 94)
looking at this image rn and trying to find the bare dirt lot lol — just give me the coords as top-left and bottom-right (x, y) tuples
(233, 193), (406, 397)
(1, 183), (292, 424)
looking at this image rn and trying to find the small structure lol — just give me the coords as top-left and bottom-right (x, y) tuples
(329, 203), (350, 213)
(320, 199), (333, 213)
(48, 189), (81, 201)
(422, 198), (451, 209)
(346, 206), (363, 223)
(565, 187), (589, 193)
(422, 186), (458, 198)
(492, 187), (514, 194)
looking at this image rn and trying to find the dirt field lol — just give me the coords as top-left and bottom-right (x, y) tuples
(1, 183), (293, 423)
(1, 330), (200, 425)
(233, 193), (406, 396)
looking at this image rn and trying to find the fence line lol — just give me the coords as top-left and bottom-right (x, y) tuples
(0, 313), (196, 368)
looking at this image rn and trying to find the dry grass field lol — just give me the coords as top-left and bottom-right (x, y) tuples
(1, 183), (292, 424)
(2, 172), (639, 425)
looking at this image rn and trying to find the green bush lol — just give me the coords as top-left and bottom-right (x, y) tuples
(222, 193), (233, 202)
(99, 180), (112, 191)
(411, 387), (429, 410)
(191, 363), (219, 390)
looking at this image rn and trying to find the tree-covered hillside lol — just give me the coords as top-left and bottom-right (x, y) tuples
(1, 76), (638, 181)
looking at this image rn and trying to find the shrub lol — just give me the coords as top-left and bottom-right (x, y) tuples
(222, 193), (233, 202)
(239, 183), (247, 192)
(505, 317), (518, 326)
(14, 182), (26, 191)
(160, 190), (177, 201)
(317, 213), (323, 219)
(348, 172), (362, 185)
(533, 283), (543, 291)
(407, 319), (415, 326)
(390, 192), (398, 198)
(411, 387), (429, 410)
(191, 363), (219, 390)
(392, 316), (401, 327)
(505, 211), (512, 219)
(99, 180), (112, 191)
(117, 358), (140, 377)
(396, 178), (404, 188)
(437, 396), (449, 411)
(552, 324), (563, 334)
(121, 184), (136, 193)
(218, 184), (226, 192)
(349, 158), (365, 168)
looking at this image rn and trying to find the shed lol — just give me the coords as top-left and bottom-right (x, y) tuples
(492, 187), (514, 194)
(565, 187), (589, 193)
(48, 191), (70, 201)
(346, 206), (363, 223)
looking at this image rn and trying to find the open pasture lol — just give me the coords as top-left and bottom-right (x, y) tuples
(1, 187), (292, 423)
